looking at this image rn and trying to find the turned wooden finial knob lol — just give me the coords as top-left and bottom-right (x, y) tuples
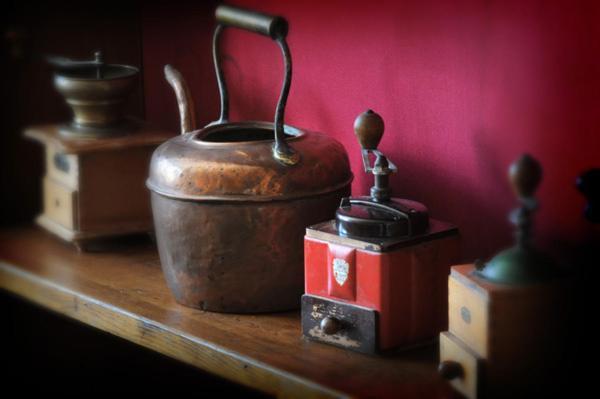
(354, 109), (385, 150)
(477, 153), (558, 284)
(509, 154), (542, 199)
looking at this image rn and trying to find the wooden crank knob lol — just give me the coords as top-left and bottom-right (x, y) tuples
(354, 109), (385, 150)
(509, 154), (542, 199)
(438, 360), (464, 380)
(320, 316), (342, 335)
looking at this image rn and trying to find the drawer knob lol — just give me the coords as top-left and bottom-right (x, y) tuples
(438, 360), (464, 380)
(320, 316), (342, 335)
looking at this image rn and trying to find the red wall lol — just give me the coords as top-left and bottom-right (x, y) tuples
(142, 0), (600, 262)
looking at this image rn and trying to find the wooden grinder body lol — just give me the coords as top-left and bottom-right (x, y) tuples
(440, 264), (569, 398)
(25, 124), (170, 250)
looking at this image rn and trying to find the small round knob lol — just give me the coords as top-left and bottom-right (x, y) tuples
(320, 316), (342, 335)
(354, 109), (385, 150)
(94, 50), (104, 64)
(438, 360), (464, 380)
(509, 154), (542, 199)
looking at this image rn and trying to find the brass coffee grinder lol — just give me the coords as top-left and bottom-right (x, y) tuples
(25, 51), (171, 250)
(438, 155), (567, 398)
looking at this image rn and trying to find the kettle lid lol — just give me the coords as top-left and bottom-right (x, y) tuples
(147, 122), (353, 202)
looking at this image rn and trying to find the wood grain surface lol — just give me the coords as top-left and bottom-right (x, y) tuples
(24, 123), (173, 154)
(0, 227), (457, 399)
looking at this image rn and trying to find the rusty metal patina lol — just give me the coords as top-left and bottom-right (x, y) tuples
(147, 123), (351, 202)
(147, 5), (352, 313)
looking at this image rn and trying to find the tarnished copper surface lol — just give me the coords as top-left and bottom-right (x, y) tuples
(151, 186), (349, 313)
(147, 125), (352, 312)
(147, 122), (352, 201)
(148, 5), (353, 313)
(164, 64), (196, 134)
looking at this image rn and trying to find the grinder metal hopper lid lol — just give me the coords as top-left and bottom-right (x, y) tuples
(336, 196), (428, 238)
(48, 51), (139, 80)
(335, 110), (429, 239)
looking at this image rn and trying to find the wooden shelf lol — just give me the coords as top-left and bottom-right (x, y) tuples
(0, 227), (455, 398)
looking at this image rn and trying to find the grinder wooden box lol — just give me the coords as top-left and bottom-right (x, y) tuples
(438, 155), (569, 398)
(304, 220), (460, 353)
(440, 264), (568, 398)
(25, 123), (171, 250)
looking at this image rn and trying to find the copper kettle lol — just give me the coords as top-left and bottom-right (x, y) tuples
(147, 5), (352, 313)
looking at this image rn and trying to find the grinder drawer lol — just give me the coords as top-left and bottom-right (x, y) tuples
(43, 177), (77, 229)
(439, 331), (482, 399)
(448, 272), (489, 357)
(301, 295), (377, 354)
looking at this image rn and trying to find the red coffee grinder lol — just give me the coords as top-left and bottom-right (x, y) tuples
(302, 110), (460, 354)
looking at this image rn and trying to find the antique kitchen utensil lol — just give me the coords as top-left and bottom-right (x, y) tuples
(25, 52), (171, 250)
(147, 5), (352, 313)
(439, 155), (567, 398)
(48, 51), (139, 137)
(474, 155), (559, 284)
(302, 110), (460, 354)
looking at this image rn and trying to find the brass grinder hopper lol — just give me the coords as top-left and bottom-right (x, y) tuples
(48, 51), (139, 137)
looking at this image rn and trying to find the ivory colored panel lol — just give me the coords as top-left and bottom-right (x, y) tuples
(448, 272), (489, 357)
(43, 177), (77, 230)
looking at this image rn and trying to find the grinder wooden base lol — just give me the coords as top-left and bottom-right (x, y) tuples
(25, 122), (171, 251)
(439, 264), (569, 398)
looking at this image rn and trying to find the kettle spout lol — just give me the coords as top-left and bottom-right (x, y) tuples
(164, 64), (197, 135)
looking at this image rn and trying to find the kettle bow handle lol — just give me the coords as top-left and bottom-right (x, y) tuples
(212, 4), (298, 166)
